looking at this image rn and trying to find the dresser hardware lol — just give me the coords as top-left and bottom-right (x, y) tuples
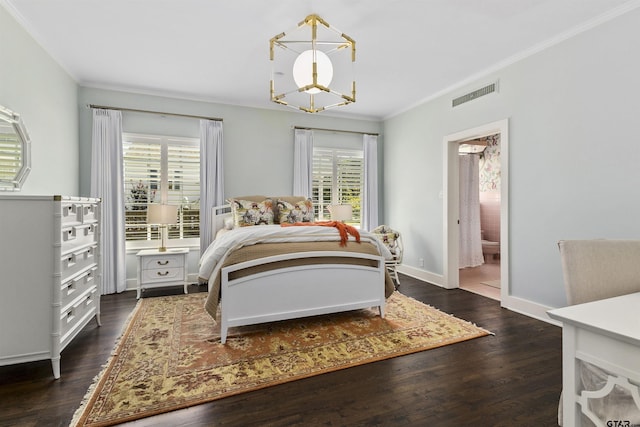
(157, 260), (169, 265)
(157, 271), (170, 276)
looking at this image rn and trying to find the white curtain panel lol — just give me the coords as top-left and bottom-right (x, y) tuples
(199, 120), (224, 256)
(459, 154), (484, 268)
(362, 134), (379, 231)
(90, 109), (126, 294)
(293, 129), (313, 198)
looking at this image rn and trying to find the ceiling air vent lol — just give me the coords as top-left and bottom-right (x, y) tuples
(452, 82), (498, 107)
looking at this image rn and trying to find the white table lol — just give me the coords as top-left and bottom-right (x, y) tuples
(136, 248), (189, 298)
(547, 292), (640, 427)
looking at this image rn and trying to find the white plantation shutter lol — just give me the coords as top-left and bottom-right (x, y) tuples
(122, 133), (200, 242)
(167, 142), (200, 238)
(312, 147), (363, 224)
(123, 137), (161, 240)
(312, 148), (333, 220)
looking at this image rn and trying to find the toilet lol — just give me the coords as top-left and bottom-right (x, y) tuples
(481, 230), (500, 263)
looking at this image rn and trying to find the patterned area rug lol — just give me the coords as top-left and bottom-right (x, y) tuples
(71, 292), (491, 426)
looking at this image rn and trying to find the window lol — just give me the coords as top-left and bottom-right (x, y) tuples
(123, 133), (200, 244)
(312, 147), (363, 225)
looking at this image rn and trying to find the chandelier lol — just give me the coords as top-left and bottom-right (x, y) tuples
(270, 14), (356, 113)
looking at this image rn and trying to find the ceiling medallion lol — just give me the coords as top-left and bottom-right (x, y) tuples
(270, 14), (356, 113)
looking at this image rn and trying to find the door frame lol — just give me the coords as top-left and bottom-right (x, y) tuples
(443, 119), (509, 302)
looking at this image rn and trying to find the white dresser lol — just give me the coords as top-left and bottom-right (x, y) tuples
(0, 195), (101, 379)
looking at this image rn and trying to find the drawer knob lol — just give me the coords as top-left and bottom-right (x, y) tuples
(157, 271), (170, 276)
(157, 260), (169, 266)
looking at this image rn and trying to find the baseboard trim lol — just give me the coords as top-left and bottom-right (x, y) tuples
(397, 265), (560, 326)
(501, 295), (561, 326)
(397, 265), (444, 287)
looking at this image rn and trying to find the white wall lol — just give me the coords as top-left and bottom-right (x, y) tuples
(77, 87), (383, 289)
(0, 5), (79, 195)
(383, 7), (640, 313)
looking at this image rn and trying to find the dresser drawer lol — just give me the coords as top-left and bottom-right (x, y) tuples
(62, 202), (99, 225)
(141, 254), (185, 271)
(141, 267), (184, 284)
(61, 203), (82, 226)
(60, 287), (98, 345)
(60, 266), (98, 308)
(60, 244), (98, 282)
(61, 222), (98, 252)
(79, 203), (98, 223)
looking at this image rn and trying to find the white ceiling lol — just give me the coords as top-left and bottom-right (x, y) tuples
(3, 0), (636, 120)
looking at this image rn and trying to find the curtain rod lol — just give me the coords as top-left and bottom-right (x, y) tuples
(87, 104), (223, 122)
(293, 126), (378, 136)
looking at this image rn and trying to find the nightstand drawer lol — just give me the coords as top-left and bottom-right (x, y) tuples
(141, 267), (184, 284)
(141, 254), (185, 271)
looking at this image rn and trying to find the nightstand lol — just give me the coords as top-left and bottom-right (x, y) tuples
(136, 248), (189, 298)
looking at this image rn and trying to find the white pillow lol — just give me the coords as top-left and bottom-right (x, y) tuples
(224, 217), (234, 230)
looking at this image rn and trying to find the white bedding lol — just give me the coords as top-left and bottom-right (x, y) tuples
(198, 224), (392, 283)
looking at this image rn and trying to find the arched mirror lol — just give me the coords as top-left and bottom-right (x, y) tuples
(0, 105), (31, 191)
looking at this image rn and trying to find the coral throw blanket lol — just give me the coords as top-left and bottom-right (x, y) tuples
(281, 221), (360, 246)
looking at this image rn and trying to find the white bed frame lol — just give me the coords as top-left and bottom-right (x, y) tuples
(211, 205), (386, 344)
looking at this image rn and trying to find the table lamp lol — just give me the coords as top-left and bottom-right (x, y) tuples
(328, 204), (352, 223)
(147, 204), (178, 252)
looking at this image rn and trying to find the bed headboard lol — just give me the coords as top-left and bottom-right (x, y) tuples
(211, 204), (232, 240)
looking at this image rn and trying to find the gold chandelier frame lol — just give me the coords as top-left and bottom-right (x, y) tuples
(270, 14), (356, 113)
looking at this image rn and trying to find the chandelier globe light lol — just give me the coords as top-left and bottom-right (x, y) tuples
(293, 50), (333, 94)
(270, 14), (356, 113)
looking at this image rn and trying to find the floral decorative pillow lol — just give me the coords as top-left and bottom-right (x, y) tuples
(231, 199), (274, 227)
(277, 199), (314, 224)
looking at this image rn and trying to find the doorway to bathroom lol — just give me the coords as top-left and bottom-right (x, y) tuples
(443, 119), (509, 303)
(458, 135), (501, 300)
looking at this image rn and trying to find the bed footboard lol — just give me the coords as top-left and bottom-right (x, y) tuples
(220, 251), (386, 344)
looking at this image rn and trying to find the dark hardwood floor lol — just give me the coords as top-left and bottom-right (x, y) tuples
(0, 275), (562, 427)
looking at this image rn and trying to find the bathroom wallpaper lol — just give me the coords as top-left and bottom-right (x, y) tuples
(479, 133), (500, 192)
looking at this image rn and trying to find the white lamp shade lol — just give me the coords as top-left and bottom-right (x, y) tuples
(147, 204), (178, 225)
(293, 50), (333, 94)
(328, 204), (352, 222)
